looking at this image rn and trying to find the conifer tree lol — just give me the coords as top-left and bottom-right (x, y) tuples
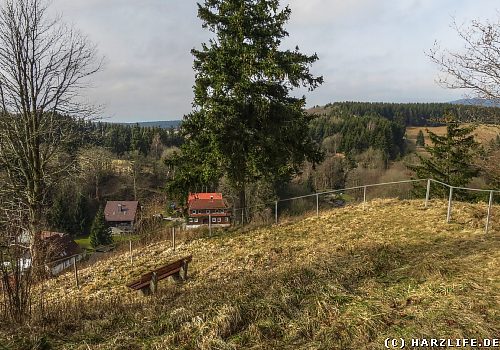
(89, 207), (113, 248)
(410, 115), (479, 196)
(416, 130), (425, 147)
(169, 0), (324, 211)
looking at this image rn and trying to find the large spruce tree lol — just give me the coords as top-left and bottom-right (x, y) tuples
(171, 0), (323, 210)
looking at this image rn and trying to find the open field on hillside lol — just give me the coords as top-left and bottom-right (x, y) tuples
(407, 124), (500, 146)
(1, 199), (499, 349)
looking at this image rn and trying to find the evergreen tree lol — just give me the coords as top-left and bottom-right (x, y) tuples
(48, 195), (71, 233)
(89, 207), (113, 248)
(170, 0), (323, 210)
(73, 194), (89, 235)
(416, 130), (425, 147)
(410, 115), (479, 196)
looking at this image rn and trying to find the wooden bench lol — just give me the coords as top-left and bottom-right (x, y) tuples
(126, 255), (192, 295)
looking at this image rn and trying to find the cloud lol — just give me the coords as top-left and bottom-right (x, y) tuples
(45, 0), (500, 122)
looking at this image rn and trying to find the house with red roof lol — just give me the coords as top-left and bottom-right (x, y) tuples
(104, 201), (140, 234)
(187, 193), (231, 229)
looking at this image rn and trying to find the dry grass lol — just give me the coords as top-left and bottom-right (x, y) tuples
(1, 199), (499, 349)
(407, 124), (500, 146)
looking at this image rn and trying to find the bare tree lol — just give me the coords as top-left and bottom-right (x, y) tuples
(0, 0), (101, 267)
(78, 146), (113, 200)
(428, 15), (500, 102)
(0, 206), (32, 323)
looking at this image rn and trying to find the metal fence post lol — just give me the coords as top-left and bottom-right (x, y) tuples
(425, 179), (431, 208)
(129, 239), (133, 264)
(485, 191), (494, 234)
(172, 227), (176, 251)
(447, 187), (454, 223)
(275, 201), (278, 224)
(363, 186), (367, 209)
(209, 214), (212, 236)
(316, 194), (319, 217)
(73, 256), (79, 288)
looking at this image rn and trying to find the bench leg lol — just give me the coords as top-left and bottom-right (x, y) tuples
(182, 261), (189, 280)
(150, 272), (158, 294)
(140, 285), (152, 296)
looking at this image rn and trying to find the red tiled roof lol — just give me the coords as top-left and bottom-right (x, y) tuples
(188, 193), (228, 210)
(188, 193), (223, 203)
(189, 198), (228, 210)
(104, 201), (139, 222)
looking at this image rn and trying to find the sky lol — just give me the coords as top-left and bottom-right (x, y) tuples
(49, 0), (500, 122)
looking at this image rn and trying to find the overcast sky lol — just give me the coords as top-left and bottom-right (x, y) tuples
(50, 0), (499, 122)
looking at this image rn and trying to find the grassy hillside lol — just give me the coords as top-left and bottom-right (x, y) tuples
(2, 199), (499, 349)
(407, 124), (500, 146)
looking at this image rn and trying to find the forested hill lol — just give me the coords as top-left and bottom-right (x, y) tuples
(308, 102), (500, 126)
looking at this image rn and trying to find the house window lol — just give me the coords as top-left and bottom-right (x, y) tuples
(189, 218), (193, 223)
(192, 210), (197, 214)
(225, 217), (229, 222)
(206, 210), (210, 214)
(212, 217), (216, 223)
(194, 218), (199, 223)
(217, 217), (221, 223)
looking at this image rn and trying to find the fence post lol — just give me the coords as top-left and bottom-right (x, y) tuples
(275, 201), (278, 224)
(363, 186), (367, 209)
(209, 214), (212, 236)
(241, 208), (244, 225)
(446, 187), (454, 223)
(129, 239), (132, 264)
(485, 191), (494, 234)
(425, 179), (431, 208)
(316, 194), (319, 217)
(73, 256), (79, 288)
(172, 227), (176, 251)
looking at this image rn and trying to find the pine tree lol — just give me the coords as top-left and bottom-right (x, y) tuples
(416, 130), (425, 147)
(169, 0), (324, 210)
(89, 207), (113, 248)
(410, 115), (479, 196)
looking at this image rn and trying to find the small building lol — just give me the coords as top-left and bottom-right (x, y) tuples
(104, 201), (139, 235)
(186, 193), (231, 229)
(40, 232), (85, 276)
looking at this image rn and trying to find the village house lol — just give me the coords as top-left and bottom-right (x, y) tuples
(186, 193), (231, 229)
(40, 231), (85, 276)
(104, 201), (140, 234)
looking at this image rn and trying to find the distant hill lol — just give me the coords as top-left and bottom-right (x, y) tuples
(113, 120), (182, 129)
(450, 98), (500, 107)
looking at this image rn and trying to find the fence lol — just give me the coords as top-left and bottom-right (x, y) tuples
(233, 178), (499, 235)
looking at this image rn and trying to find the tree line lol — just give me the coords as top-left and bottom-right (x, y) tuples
(319, 101), (500, 126)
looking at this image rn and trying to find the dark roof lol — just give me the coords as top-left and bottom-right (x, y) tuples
(104, 201), (139, 222)
(41, 233), (82, 263)
(189, 198), (228, 210)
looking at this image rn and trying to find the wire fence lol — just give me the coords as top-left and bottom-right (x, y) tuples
(233, 178), (499, 235)
(26, 178), (498, 289)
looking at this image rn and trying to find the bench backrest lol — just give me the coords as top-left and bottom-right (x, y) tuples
(127, 255), (192, 290)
